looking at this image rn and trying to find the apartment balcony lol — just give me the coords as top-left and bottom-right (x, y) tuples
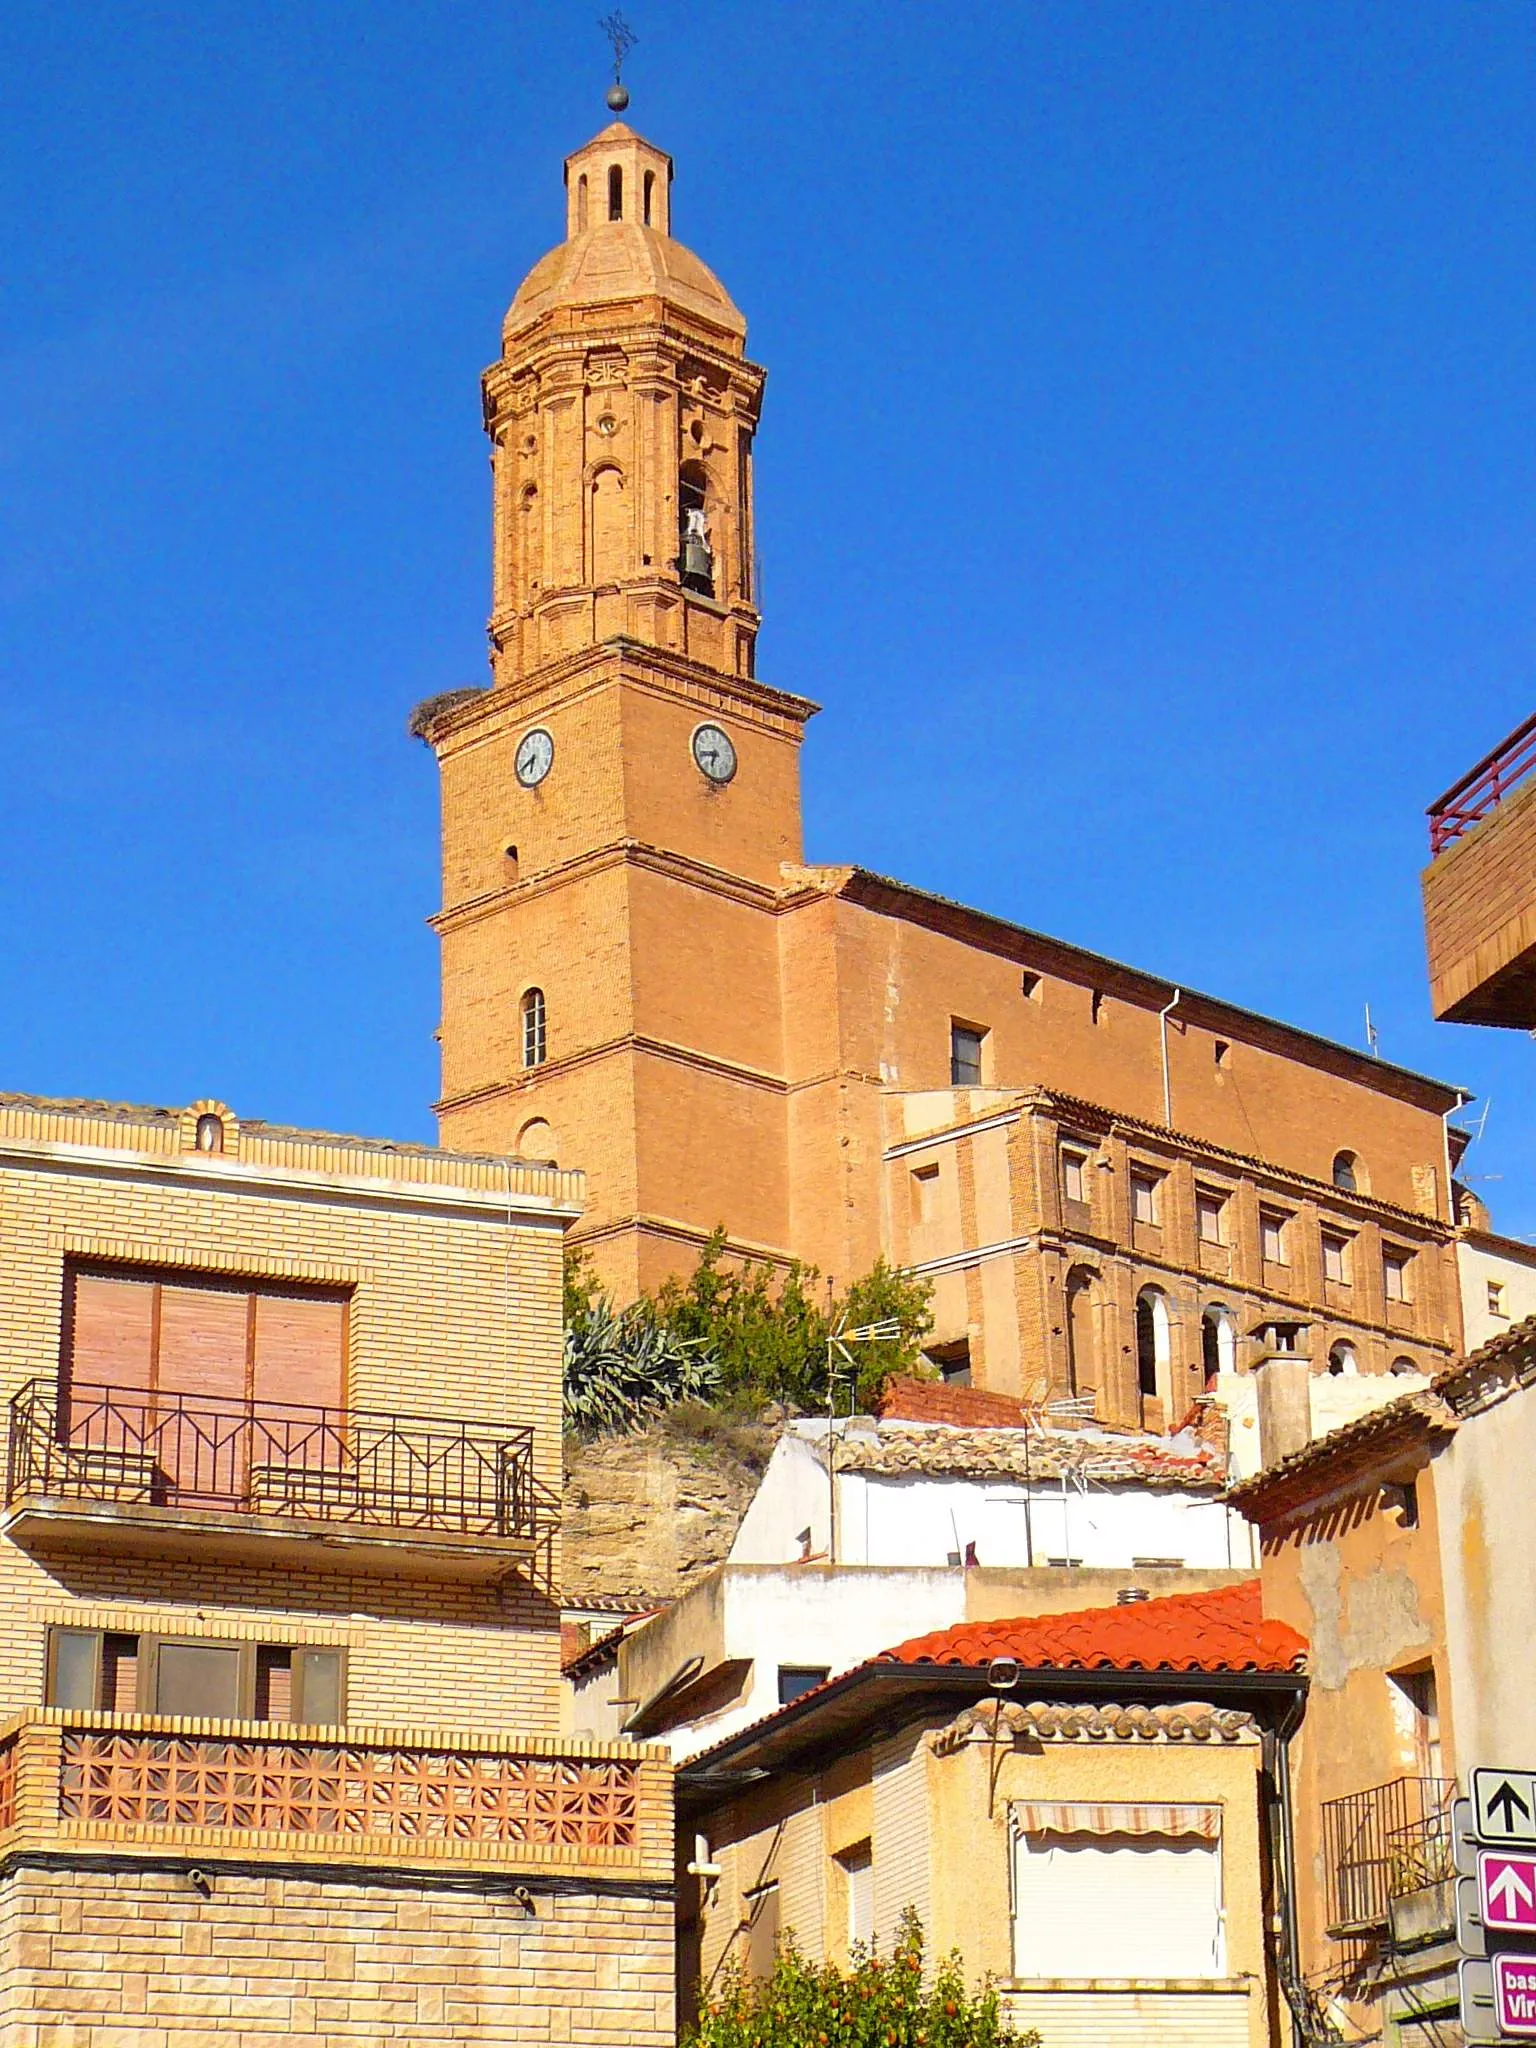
(1320, 1775), (1457, 1937)
(0, 1710), (670, 1884)
(2, 1380), (556, 1581)
(1424, 712), (1536, 1026)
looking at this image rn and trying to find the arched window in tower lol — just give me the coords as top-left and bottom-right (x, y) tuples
(590, 466), (628, 587)
(643, 170), (655, 225)
(520, 483), (541, 595)
(521, 988), (547, 1070)
(1135, 1286), (1171, 1423)
(608, 164), (623, 221)
(1333, 1150), (1362, 1194)
(1201, 1305), (1236, 1387)
(1064, 1266), (1099, 1411)
(678, 462), (714, 597)
(577, 175), (589, 231)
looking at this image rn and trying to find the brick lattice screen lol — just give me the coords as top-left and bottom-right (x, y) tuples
(59, 1730), (638, 1847)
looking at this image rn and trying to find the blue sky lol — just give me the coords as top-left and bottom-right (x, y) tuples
(2, 2), (1533, 1229)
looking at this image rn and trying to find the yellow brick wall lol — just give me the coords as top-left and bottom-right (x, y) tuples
(0, 1108), (572, 1735)
(0, 1865), (674, 2046)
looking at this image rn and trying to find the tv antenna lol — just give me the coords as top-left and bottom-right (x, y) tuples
(599, 11), (638, 111)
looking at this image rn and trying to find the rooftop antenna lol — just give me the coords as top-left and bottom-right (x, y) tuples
(1364, 1003), (1380, 1058)
(826, 1316), (901, 1565)
(599, 11), (637, 112)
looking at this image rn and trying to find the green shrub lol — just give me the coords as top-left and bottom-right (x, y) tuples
(562, 1299), (719, 1438)
(684, 1908), (1038, 2048)
(651, 1228), (933, 1412)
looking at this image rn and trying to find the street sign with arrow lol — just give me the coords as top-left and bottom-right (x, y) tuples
(1482, 1852), (1536, 1933)
(1475, 1769), (1536, 1849)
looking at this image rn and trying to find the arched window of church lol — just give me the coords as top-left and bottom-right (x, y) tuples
(521, 988), (547, 1070)
(1201, 1305), (1235, 1387)
(678, 462), (714, 597)
(608, 165), (623, 221)
(1065, 1266), (1098, 1411)
(590, 467), (628, 588)
(643, 170), (655, 225)
(195, 1114), (224, 1155)
(577, 175), (589, 231)
(520, 483), (541, 593)
(1135, 1287), (1171, 1423)
(1328, 1342), (1358, 1377)
(1333, 1150), (1362, 1194)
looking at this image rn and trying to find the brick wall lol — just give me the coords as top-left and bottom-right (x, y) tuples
(0, 1864), (674, 2046)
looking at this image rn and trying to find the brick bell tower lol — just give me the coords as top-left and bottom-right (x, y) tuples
(413, 115), (817, 1301)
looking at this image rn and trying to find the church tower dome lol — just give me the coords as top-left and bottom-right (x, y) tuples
(504, 124), (745, 344)
(482, 120), (764, 685)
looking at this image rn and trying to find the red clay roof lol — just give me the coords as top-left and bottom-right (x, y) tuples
(878, 1580), (1306, 1676)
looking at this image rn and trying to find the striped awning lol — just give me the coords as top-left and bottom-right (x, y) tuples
(1010, 1800), (1222, 1840)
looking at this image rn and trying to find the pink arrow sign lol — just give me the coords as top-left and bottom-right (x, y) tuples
(1481, 1853), (1536, 1930)
(1496, 1956), (1536, 2036)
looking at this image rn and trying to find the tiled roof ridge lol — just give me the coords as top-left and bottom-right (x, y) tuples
(878, 1579), (1306, 1676)
(0, 1090), (523, 1169)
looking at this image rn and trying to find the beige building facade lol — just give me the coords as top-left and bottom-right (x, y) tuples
(677, 1582), (1307, 2048)
(416, 118), (1469, 1420)
(0, 1091), (674, 2045)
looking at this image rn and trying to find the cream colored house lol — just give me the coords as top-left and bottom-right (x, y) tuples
(678, 1580), (1307, 2048)
(0, 1091), (673, 2045)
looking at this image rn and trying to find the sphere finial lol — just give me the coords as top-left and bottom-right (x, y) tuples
(599, 11), (637, 112)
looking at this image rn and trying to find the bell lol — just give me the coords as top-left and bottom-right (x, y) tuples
(681, 509), (714, 595)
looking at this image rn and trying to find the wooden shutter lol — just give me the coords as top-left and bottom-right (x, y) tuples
(156, 1280), (249, 1403)
(252, 1289), (346, 1411)
(64, 1269), (156, 1395)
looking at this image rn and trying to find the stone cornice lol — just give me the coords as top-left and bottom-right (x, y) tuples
(435, 1031), (787, 1121)
(430, 839), (784, 937)
(930, 1697), (1259, 1754)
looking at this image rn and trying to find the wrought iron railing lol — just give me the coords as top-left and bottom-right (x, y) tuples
(1428, 710), (1536, 855)
(6, 1379), (550, 1542)
(1321, 1775), (1458, 1935)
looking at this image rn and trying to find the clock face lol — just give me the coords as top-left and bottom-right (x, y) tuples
(514, 728), (554, 788)
(691, 722), (737, 785)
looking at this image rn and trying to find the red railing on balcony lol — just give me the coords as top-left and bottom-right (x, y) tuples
(1320, 1775), (1458, 1935)
(1428, 711), (1536, 855)
(6, 1379), (551, 1542)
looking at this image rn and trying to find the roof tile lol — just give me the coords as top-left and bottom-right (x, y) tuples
(878, 1580), (1306, 1676)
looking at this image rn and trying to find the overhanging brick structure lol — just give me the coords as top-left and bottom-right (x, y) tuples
(1423, 711), (1536, 1025)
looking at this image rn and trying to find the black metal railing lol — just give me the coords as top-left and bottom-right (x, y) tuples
(6, 1379), (549, 1542)
(1320, 1775), (1458, 1935)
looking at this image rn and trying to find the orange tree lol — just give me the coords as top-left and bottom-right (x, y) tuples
(684, 1911), (1038, 2048)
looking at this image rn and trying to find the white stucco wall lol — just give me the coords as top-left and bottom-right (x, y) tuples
(1216, 1368), (1427, 1482)
(729, 1421), (1251, 1571)
(1458, 1238), (1536, 1354)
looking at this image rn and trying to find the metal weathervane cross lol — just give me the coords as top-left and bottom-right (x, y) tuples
(600, 11), (637, 84)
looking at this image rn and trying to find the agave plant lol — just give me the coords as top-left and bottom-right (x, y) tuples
(563, 1300), (720, 1438)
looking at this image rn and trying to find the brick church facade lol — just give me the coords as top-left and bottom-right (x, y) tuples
(415, 119), (1467, 1422)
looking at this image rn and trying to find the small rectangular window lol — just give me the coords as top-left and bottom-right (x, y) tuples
(1488, 1280), (1507, 1318)
(1020, 972), (1042, 1002)
(296, 1648), (345, 1725)
(950, 1023), (985, 1087)
(1130, 1170), (1161, 1226)
(1214, 1039), (1231, 1068)
(911, 1163), (939, 1224)
(49, 1628), (102, 1710)
(1385, 1249), (1412, 1304)
(1196, 1190), (1226, 1246)
(1323, 1231), (1352, 1286)
(1260, 1209), (1288, 1266)
(839, 1841), (874, 1950)
(1091, 990), (1106, 1025)
(1061, 1149), (1088, 1206)
(777, 1665), (830, 1706)
(745, 1882), (779, 1982)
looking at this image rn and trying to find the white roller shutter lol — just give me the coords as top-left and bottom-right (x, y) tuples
(1012, 1826), (1224, 1980)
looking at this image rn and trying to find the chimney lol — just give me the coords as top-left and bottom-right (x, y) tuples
(1250, 1317), (1314, 1470)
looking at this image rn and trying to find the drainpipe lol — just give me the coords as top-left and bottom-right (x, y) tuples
(1159, 989), (1182, 1128)
(1268, 1695), (1326, 2048)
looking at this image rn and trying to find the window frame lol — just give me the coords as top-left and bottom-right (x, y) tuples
(45, 1626), (347, 1724)
(1195, 1187), (1228, 1247)
(1259, 1208), (1289, 1267)
(521, 986), (548, 1070)
(1060, 1147), (1090, 1208)
(1130, 1168), (1162, 1228)
(949, 1021), (986, 1088)
(1322, 1229), (1352, 1287)
(1384, 1247), (1413, 1305)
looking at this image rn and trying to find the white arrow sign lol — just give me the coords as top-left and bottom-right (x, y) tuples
(1491, 1864), (1536, 1917)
